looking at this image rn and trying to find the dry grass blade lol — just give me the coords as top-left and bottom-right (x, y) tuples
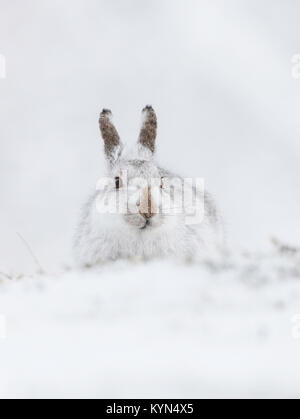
(16, 233), (45, 275)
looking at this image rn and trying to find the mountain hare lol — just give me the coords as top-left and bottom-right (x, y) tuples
(74, 106), (224, 266)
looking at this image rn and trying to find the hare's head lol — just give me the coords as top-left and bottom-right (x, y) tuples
(98, 106), (183, 231)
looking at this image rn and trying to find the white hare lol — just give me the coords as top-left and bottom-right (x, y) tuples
(74, 106), (224, 266)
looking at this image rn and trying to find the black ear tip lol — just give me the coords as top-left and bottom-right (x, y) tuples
(143, 105), (154, 113)
(101, 108), (112, 116)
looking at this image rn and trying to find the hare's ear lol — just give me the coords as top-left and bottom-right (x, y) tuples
(138, 105), (157, 155)
(99, 109), (122, 164)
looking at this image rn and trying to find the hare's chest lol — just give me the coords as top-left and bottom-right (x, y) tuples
(114, 228), (189, 260)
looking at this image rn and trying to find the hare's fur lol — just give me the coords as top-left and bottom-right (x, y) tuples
(74, 107), (224, 266)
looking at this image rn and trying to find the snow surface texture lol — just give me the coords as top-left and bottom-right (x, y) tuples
(1, 242), (300, 399)
(1, 0), (300, 398)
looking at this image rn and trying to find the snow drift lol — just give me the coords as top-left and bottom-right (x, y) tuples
(1, 244), (300, 398)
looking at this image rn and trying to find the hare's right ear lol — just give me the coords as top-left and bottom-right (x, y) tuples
(99, 109), (122, 165)
(138, 105), (157, 156)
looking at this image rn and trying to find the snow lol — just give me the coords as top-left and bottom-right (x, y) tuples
(1, 246), (300, 398)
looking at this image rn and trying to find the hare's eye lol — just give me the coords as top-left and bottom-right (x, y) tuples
(160, 178), (164, 189)
(115, 177), (121, 189)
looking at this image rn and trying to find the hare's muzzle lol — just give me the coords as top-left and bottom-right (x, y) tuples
(138, 186), (158, 220)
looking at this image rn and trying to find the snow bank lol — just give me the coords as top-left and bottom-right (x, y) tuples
(1, 247), (300, 398)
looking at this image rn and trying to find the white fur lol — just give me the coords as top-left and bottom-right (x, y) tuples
(74, 120), (224, 266)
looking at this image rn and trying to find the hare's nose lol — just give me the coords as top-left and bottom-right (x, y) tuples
(138, 187), (157, 219)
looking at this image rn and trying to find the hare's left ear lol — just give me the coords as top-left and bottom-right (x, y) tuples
(99, 109), (123, 164)
(138, 105), (157, 155)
